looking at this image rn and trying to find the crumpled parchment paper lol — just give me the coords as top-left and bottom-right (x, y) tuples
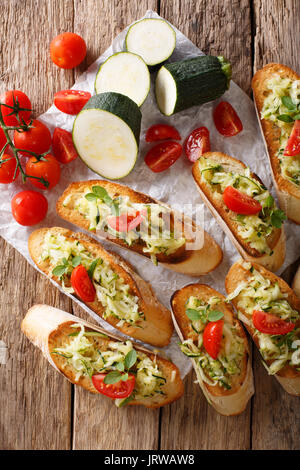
(1, 10), (299, 377)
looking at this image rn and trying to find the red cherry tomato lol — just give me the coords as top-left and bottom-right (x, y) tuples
(26, 154), (61, 190)
(11, 190), (48, 226)
(71, 265), (96, 303)
(184, 126), (211, 162)
(0, 155), (19, 184)
(203, 320), (224, 360)
(213, 101), (243, 137)
(145, 124), (181, 142)
(92, 372), (135, 399)
(284, 120), (300, 156)
(14, 119), (52, 157)
(54, 90), (91, 115)
(252, 310), (295, 335)
(145, 141), (182, 173)
(52, 128), (78, 164)
(223, 186), (262, 215)
(0, 128), (7, 152)
(107, 210), (146, 232)
(50, 33), (87, 69)
(0, 90), (32, 126)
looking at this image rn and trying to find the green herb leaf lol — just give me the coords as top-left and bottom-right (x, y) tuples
(124, 349), (137, 370)
(87, 258), (99, 279)
(103, 370), (122, 385)
(281, 96), (296, 110)
(85, 193), (98, 202)
(186, 308), (201, 321)
(116, 362), (125, 372)
(264, 194), (274, 208)
(121, 373), (129, 381)
(294, 114), (300, 120)
(277, 114), (294, 123)
(92, 185), (112, 203)
(52, 265), (67, 277)
(72, 255), (81, 267)
(110, 201), (120, 216)
(271, 209), (286, 228)
(208, 310), (224, 322)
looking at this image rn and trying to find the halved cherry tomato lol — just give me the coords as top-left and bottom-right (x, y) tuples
(145, 124), (181, 142)
(92, 373), (135, 399)
(71, 264), (96, 303)
(0, 155), (19, 183)
(54, 90), (91, 115)
(184, 126), (210, 162)
(223, 186), (262, 215)
(145, 141), (182, 173)
(107, 210), (147, 232)
(203, 319), (224, 360)
(52, 128), (78, 164)
(252, 310), (295, 335)
(26, 154), (61, 190)
(213, 101), (243, 137)
(14, 119), (52, 157)
(284, 120), (300, 156)
(0, 128), (7, 152)
(0, 90), (32, 127)
(50, 32), (87, 69)
(11, 190), (48, 226)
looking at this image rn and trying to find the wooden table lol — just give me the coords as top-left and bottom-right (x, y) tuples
(0, 0), (299, 450)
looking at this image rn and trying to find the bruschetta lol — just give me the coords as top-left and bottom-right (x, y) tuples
(171, 283), (254, 415)
(28, 227), (173, 348)
(226, 259), (300, 395)
(56, 180), (223, 276)
(21, 305), (184, 408)
(192, 151), (286, 272)
(252, 63), (300, 224)
(292, 264), (300, 298)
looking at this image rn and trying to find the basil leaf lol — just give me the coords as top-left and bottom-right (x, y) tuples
(121, 373), (129, 381)
(271, 209), (286, 228)
(92, 186), (112, 203)
(103, 370), (122, 385)
(72, 255), (81, 267)
(264, 194), (274, 208)
(208, 310), (224, 322)
(277, 114), (294, 123)
(124, 349), (137, 370)
(52, 265), (67, 277)
(281, 96), (296, 110)
(116, 362), (125, 372)
(110, 201), (120, 216)
(87, 258), (99, 279)
(186, 308), (201, 321)
(85, 193), (98, 202)
(294, 114), (300, 120)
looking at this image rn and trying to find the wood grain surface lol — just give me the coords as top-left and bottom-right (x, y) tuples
(0, 0), (299, 450)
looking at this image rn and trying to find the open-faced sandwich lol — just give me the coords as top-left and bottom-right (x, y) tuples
(252, 63), (300, 224)
(192, 151), (286, 272)
(171, 284), (254, 415)
(56, 180), (223, 277)
(28, 227), (173, 347)
(21, 305), (184, 408)
(226, 259), (300, 395)
(292, 264), (300, 298)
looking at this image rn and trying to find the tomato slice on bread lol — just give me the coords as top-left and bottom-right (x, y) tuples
(107, 210), (147, 232)
(71, 265), (96, 302)
(213, 101), (243, 137)
(252, 310), (295, 335)
(284, 119), (300, 156)
(92, 372), (135, 398)
(203, 319), (224, 360)
(223, 186), (262, 215)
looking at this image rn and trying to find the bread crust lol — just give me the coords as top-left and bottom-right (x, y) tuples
(225, 259), (300, 395)
(28, 227), (173, 348)
(21, 304), (184, 408)
(292, 264), (300, 299)
(171, 283), (254, 415)
(56, 180), (223, 276)
(192, 151), (285, 272)
(252, 63), (300, 224)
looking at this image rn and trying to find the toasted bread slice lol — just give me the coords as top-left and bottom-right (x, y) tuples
(28, 227), (173, 348)
(171, 284), (254, 415)
(225, 259), (300, 395)
(252, 63), (300, 224)
(292, 264), (300, 298)
(56, 180), (223, 276)
(192, 151), (285, 272)
(21, 305), (184, 408)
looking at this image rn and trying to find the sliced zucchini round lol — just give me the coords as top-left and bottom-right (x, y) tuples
(125, 18), (176, 66)
(72, 92), (142, 180)
(95, 52), (150, 107)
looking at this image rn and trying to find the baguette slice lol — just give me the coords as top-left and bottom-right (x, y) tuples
(292, 264), (300, 298)
(21, 305), (184, 408)
(28, 227), (173, 348)
(192, 151), (286, 272)
(56, 180), (223, 276)
(225, 259), (300, 395)
(171, 283), (254, 416)
(252, 63), (300, 224)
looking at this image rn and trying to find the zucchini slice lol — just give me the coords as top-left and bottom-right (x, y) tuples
(125, 18), (176, 66)
(72, 92), (142, 180)
(155, 55), (232, 116)
(95, 52), (150, 107)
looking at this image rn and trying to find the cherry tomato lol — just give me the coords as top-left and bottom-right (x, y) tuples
(71, 265), (96, 302)
(26, 154), (61, 190)
(184, 126), (210, 162)
(107, 210), (146, 232)
(213, 101), (243, 137)
(54, 90), (91, 115)
(0, 128), (7, 152)
(284, 120), (300, 156)
(52, 128), (78, 164)
(50, 33), (87, 69)
(203, 320), (224, 360)
(11, 190), (48, 226)
(145, 141), (182, 173)
(223, 186), (262, 215)
(145, 124), (181, 142)
(92, 372), (135, 399)
(14, 119), (52, 158)
(0, 155), (19, 183)
(0, 90), (32, 126)
(252, 310), (295, 335)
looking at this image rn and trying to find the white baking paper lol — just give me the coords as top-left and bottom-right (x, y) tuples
(1, 10), (299, 378)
